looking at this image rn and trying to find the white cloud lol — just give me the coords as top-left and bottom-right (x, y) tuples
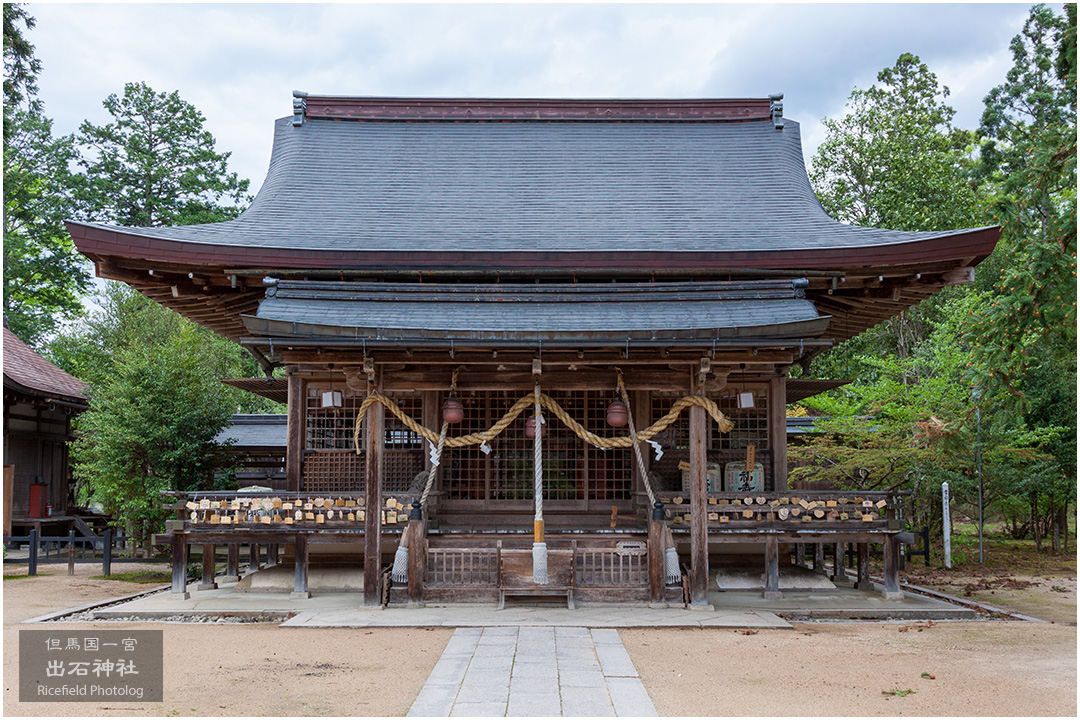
(28, 2), (1036, 196)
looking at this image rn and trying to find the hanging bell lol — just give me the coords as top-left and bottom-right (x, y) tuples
(606, 400), (629, 428)
(525, 415), (545, 438)
(442, 397), (464, 424)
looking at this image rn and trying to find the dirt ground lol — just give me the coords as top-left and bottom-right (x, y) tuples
(2, 565), (451, 717)
(5, 559), (1077, 717)
(625, 547), (1078, 717)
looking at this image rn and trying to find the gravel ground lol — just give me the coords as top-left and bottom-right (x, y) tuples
(3, 564), (451, 717)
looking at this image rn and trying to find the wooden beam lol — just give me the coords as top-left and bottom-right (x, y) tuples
(363, 377), (385, 606)
(408, 516), (426, 605)
(278, 350), (798, 367)
(689, 378), (709, 607)
(286, 373), (305, 491)
(199, 544), (217, 590)
(855, 543), (870, 589)
(882, 535), (903, 599)
(170, 535), (189, 599)
(292, 535), (310, 599)
(768, 374), (787, 491)
(648, 511), (664, 604)
(763, 536), (780, 599)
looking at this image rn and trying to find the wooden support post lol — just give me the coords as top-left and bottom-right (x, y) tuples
(855, 542), (870, 589)
(170, 535), (189, 599)
(199, 544), (217, 590)
(632, 390), (652, 503)
(830, 542), (847, 583)
(222, 543), (240, 583)
(689, 398), (709, 607)
(795, 542), (805, 567)
(67, 530), (76, 576)
(249, 543), (261, 573)
(102, 529), (112, 577)
(882, 535), (903, 599)
(763, 535), (781, 599)
(648, 504), (665, 605)
(363, 381), (385, 606)
(813, 543), (825, 574)
(267, 543), (279, 567)
(292, 534), (310, 599)
(27, 529), (38, 576)
(768, 374), (788, 491)
(286, 372), (306, 492)
(407, 515), (426, 605)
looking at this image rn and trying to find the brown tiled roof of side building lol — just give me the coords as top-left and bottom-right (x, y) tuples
(3, 326), (88, 405)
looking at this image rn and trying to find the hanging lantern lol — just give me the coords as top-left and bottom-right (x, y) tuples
(525, 415), (545, 438)
(321, 389), (343, 409)
(606, 400), (629, 428)
(737, 391), (755, 409)
(442, 397), (465, 424)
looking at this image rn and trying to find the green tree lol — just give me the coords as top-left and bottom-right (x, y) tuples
(77, 81), (251, 227)
(3, 4), (91, 345)
(4, 110), (89, 345)
(965, 4), (1076, 410)
(3, 3), (41, 139)
(808, 53), (988, 372)
(57, 284), (281, 552)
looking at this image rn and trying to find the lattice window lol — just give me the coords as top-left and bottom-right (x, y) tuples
(304, 390), (423, 493)
(442, 390), (632, 504)
(303, 450), (365, 493)
(650, 386), (770, 492)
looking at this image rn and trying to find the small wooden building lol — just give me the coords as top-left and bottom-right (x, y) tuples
(3, 325), (89, 537)
(66, 95), (999, 605)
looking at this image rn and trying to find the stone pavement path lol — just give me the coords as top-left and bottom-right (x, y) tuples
(407, 626), (657, 717)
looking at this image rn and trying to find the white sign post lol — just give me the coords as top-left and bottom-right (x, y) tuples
(942, 482), (952, 569)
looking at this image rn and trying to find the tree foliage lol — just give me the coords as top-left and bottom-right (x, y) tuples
(57, 284), (281, 549)
(965, 3), (1076, 410)
(3, 5), (91, 346)
(77, 81), (251, 227)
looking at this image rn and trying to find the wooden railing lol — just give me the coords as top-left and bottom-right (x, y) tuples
(656, 490), (909, 533)
(160, 490), (418, 532)
(574, 546), (648, 587)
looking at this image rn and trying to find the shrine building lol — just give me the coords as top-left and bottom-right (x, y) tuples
(66, 94), (999, 607)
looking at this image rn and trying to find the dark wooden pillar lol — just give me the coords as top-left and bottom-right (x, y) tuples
(267, 543), (279, 567)
(363, 381), (385, 606)
(768, 374), (788, 491)
(763, 536), (781, 599)
(286, 372), (306, 492)
(407, 515), (426, 605)
(855, 542), (870, 589)
(223, 543), (240, 582)
(198, 544), (217, 590)
(648, 506), (664, 604)
(813, 543), (825, 574)
(882, 535), (902, 599)
(292, 534), (310, 599)
(249, 543), (261, 573)
(795, 543), (806, 567)
(689, 396), (709, 606)
(170, 535), (189, 599)
(830, 542), (846, 582)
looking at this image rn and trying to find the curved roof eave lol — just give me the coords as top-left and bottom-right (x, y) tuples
(67, 220), (1000, 272)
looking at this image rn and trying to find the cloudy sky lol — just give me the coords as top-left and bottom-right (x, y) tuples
(27, 2), (1035, 196)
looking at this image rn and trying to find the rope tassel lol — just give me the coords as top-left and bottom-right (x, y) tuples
(532, 382), (548, 584)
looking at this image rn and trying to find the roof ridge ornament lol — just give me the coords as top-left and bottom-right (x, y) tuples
(769, 93), (784, 129)
(292, 91), (308, 127)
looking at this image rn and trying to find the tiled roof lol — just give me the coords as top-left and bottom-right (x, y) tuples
(243, 278), (830, 346)
(214, 414), (287, 448)
(3, 327), (88, 404)
(66, 97), (997, 263)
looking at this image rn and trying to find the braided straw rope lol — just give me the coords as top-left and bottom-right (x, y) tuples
(353, 391), (733, 454)
(533, 383), (544, 522)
